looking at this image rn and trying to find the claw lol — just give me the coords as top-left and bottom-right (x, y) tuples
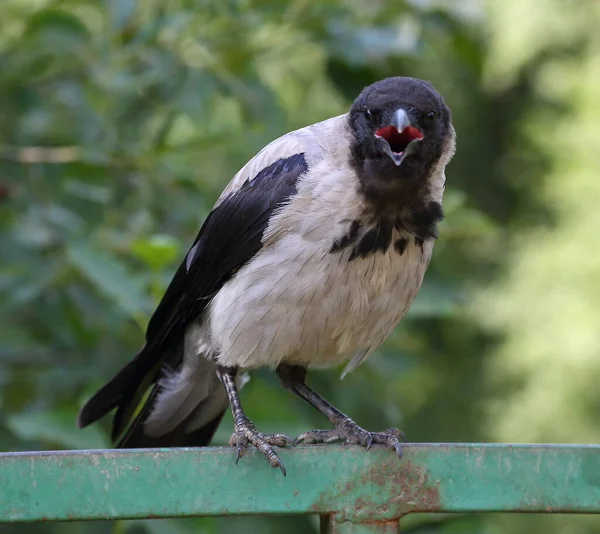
(262, 447), (287, 476)
(229, 425), (293, 475)
(276, 458), (287, 477)
(295, 421), (405, 459)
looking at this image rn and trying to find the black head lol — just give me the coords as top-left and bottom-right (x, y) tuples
(348, 77), (453, 188)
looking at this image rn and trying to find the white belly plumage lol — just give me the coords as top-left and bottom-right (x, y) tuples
(148, 221), (432, 436)
(209, 230), (431, 370)
(205, 161), (435, 372)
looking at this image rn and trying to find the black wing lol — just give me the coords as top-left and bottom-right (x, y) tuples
(78, 153), (308, 440)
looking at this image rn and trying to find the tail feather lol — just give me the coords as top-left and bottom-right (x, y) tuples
(77, 358), (139, 429)
(117, 354), (230, 448)
(115, 371), (229, 449)
(78, 341), (230, 450)
(110, 342), (181, 441)
(77, 343), (167, 442)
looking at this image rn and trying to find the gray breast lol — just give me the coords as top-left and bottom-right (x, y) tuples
(207, 161), (435, 372)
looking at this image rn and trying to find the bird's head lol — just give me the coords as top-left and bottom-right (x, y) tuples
(348, 77), (454, 186)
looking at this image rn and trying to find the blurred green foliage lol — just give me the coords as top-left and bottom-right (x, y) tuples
(1, 0), (600, 533)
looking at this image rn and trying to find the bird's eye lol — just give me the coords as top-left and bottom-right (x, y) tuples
(365, 109), (380, 123)
(424, 111), (437, 121)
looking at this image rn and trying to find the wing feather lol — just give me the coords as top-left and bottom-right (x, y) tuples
(81, 150), (310, 442)
(78, 115), (349, 442)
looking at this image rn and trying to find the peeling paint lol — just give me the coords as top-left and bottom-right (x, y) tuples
(312, 451), (441, 523)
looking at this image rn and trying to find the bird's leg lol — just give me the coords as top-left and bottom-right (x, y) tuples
(276, 364), (405, 457)
(217, 366), (293, 475)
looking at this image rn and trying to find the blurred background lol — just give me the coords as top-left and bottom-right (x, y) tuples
(2, 0), (600, 533)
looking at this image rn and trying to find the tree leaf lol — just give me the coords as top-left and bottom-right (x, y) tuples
(6, 410), (110, 450)
(67, 242), (148, 320)
(131, 234), (181, 272)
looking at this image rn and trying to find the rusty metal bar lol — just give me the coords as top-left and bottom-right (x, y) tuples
(1, 444), (600, 524)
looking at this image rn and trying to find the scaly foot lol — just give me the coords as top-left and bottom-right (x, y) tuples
(229, 415), (294, 475)
(295, 418), (405, 458)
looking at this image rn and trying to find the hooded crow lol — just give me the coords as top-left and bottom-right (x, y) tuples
(78, 77), (456, 475)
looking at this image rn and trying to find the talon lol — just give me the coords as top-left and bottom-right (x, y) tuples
(229, 425), (292, 474)
(295, 420), (406, 458)
(219, 369), (290, 473)
(235, 445), (244, 464)
(263, 447), (287, 476)
(275, 458), (287, 477)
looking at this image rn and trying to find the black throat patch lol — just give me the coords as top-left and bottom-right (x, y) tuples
(341, 131), (445, 260)
(330, 199), (443, 261)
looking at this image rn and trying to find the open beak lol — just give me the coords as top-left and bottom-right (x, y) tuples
(374, 109), (424, 166)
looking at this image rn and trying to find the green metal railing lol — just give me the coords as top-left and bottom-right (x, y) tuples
(2, 444), (600, 532)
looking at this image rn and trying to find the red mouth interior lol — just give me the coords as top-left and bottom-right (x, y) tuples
(375, 125), (424, 154)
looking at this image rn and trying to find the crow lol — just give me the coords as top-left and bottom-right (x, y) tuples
(79, 77), (456, 475)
